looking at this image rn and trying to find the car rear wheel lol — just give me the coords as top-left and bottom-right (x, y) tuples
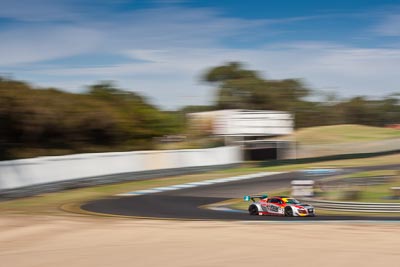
(248, 205), (259, 215)
(284, 207), (293, 217)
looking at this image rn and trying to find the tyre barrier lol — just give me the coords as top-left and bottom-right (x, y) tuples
(300, 199), (400, 213)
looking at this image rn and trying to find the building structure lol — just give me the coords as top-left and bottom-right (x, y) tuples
(188, 109), (295, 160)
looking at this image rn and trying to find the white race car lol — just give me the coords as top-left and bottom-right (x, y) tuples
(244, 195), (315, 217)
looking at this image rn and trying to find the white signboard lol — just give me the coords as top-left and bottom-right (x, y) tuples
(214, 110), (293, 136)
(291, 180), (315, 197)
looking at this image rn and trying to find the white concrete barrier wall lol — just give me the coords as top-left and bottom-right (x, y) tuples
(0, 146), (242, 190)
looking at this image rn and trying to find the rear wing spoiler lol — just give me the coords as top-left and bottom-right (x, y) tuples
(244, 194), (268, 202)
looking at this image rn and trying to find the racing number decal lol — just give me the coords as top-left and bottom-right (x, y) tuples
(268, 204), (279, 213)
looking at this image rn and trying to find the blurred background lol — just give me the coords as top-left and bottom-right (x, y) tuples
(1, 2), (400, 267)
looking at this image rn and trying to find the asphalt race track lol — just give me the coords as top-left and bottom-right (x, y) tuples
(81, 164), (400, 221)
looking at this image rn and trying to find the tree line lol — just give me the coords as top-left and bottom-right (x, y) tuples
(196, 62), (400, 128)
(0, 78), (183, 159)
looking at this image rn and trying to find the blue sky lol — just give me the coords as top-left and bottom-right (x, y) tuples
(1, 0), (400, 109)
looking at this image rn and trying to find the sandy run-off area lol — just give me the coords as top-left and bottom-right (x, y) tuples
(0, 215), (399, 267)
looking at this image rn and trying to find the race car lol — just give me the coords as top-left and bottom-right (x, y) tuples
(244, 195), (315, 217)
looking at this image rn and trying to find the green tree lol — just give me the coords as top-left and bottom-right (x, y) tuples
(203, 62), (311, 123)
(0, 79), (184, 159)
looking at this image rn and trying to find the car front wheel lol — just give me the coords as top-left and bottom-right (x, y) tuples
(284, 207), (293, 217)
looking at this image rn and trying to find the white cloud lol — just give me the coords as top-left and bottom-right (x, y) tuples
(126, 50), (167, 62)
(0, 26), (103, 66)
(251, 43), (400, 97)
(99, 7), (268, 50)
(0, 0), (77, 21)
(0, 6), (267, 66)
(372, 10), (400, 36)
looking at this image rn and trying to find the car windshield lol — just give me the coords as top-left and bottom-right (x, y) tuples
(284, 198), (300, 204)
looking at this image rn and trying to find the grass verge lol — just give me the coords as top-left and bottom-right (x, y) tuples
(285, 124), (400, 145)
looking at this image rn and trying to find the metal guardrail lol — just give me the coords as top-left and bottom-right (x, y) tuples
(341, 176), (394, 186)
(300, 198), (400, 213)
(320, 175), (396, 187)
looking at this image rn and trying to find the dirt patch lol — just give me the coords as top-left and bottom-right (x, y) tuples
(0, 215), (399, 267)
